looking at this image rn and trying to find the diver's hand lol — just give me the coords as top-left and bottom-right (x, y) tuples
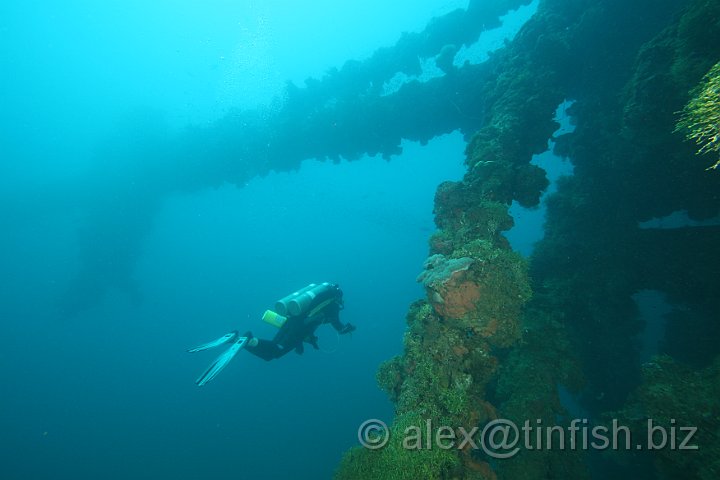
(339, 324), (356, 334)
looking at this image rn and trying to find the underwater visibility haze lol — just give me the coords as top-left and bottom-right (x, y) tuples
(1, 1), (719, 479)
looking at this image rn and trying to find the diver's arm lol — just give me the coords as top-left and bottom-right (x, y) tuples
(325, 306), (355, 334)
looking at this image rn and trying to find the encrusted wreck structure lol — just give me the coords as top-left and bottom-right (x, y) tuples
(332, 0), (720, 478)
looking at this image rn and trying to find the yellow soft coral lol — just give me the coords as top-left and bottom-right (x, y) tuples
(676, 61), (720, 170)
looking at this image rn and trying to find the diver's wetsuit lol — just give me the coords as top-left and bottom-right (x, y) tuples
(246, 297), (354, 361)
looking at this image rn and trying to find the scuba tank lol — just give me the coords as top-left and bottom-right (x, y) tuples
(274, 282), (342, 317)
(287, 282), (340, 316)
(274, 283), (317, 316)
(264, 283), (342, 332)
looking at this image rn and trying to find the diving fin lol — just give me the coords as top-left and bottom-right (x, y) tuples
(195, 336), (248, 387)
(187, 331), (238, 353)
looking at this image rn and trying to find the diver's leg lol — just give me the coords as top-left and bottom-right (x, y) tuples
(245, 339), (296, 361)
(245, 339), (283, 361)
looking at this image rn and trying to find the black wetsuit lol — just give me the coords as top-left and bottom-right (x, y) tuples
(246, 295), (353, 361)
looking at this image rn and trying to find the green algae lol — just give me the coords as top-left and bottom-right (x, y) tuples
(676, 61), (720, 169)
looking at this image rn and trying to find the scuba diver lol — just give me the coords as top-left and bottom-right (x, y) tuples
(187, 282), (356, 386)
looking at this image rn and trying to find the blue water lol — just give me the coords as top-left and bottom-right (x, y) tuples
(1, 135), (466, 479)
(0, 1), (484, 478)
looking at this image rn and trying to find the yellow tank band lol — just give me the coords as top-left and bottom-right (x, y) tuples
(262, 310), (288, 328)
